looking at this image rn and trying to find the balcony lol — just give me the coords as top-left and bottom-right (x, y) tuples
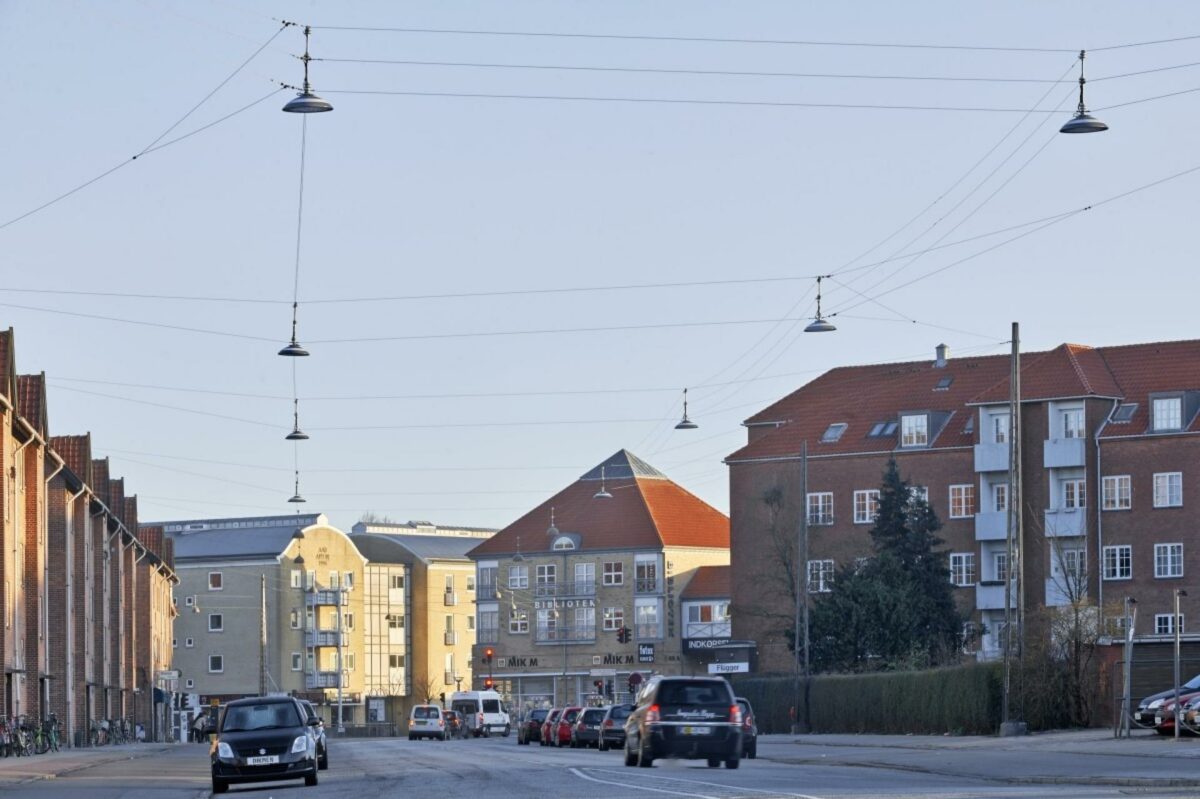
(444, 671), (455, 686)
(683, 621), (732, 640)
(444, 591), (458, 607)
(444, 631), (458, 646)
(635, 578), (662, 595)
(306, 589), (348, 607)
(635, 623), (662, 640)
(1044, 507), (1086, 538)
(534, 625), (596, 644)
(1044, 437), (1086, 469)
(306, 630), (347, 648)
(974, 442), (1009, 473)
(305, 671), (341, 690)
(975, 580), (1014, 611)
(974, 511), (1009, 541)
(477, 582), (498, 601)
(532, 580), (596, 598)
(1044, 577), (1084, 608)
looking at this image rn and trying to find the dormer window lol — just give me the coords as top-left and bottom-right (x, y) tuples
(820, 423), (848, 443)
(900, 414), (929, 447)
(552, 536), (576, 551)
(1111, 403), (1137, 423)
(1152, 397), (1183, 431)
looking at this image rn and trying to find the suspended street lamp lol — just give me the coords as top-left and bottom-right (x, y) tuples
(1060, 50), (1108, 134)
(594, 465), (613, 499)
(804, 276), (837, 333)
(283, 26), (333, 114)
(286, 398), (310, 441)
(675, 387), (699, 430)
(546, 506), (559, 536)
(288, 470), (307, 503)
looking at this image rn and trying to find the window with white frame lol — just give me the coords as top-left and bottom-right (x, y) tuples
(950, 553), (976, 586)
(208, 613), (223, 633)
(509, 608), (529, 634)
(185, 679), (194, 689)
(949, 485), (975, 518)
(853, 490), (880, 524)
(1061, 408), (1085, 439)
(634, 601), (661, 639)
(807, 559), (834, 593)
(329, 571), (339, 589)
(575, 606), (595, 637)
(1102, 475), (1131, 510)
(185, 595), (194, 607)
(390, 574), (405, 590)
(208, 655), (224, 673)
(552, 536), (576, 551)
(994, 552), (1009, 583)
(207, 572), (223, 591)
(807, 492), (833, 526)
(466, 575), (475, 592)
(1102, 545), (1132, 580)
(991, 412), (1010, 444)
(575, 562), (596, 593)
(291, 652), (302, 671)
(536, 564), (556, 591)
(1154, 472), (1183, 507)
(993, 483), (1009, 513)
(172, 638), (177, 648)
(1059, 548), (1086, 585)
(1152, 397), (1183, 431)
(1062, 479), (1086, 509)
(901, 414), (929, 447)
(536, 608), (556, 638)
(388, 615), (404, 629)
(602, 606), (624, 631)
(1155, 613), (1184, 636)
(602, 561), (623, 586)
(508, 565), (529, 589)
(306, 570), (316, 590)
(291, 569), (302, 589)
(290, 608), (300, 629)
(343, 572), (354, 590)
(1155, 543), (1184, 578)
(477, 610), (497, 638)
(389, 654), (405, 668)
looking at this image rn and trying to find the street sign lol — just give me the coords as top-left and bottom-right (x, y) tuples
(628, 672), (644, 687)
(707, 662), (749, 674)
(638, 643), (655, 663)
(156, 670), (181, 681)
(590, 668), (617, 677)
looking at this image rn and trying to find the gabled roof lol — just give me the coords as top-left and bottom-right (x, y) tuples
(971, 344), (1122, 404)
(156, 513), (328, 562)
(0, 328), (15, 407)
(469, 451), (729, 558)
(681, 565), (730, 600)
(351, 532), (479, 565)
(50, 434), (92, 486)
(16, 373), (46, 437)
(1097, 339), (1200, 436)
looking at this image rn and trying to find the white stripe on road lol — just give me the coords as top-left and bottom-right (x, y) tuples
(588, 767), (827, 799)
(569, 767), (720, 798)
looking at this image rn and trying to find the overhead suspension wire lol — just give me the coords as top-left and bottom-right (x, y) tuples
(0, 21), (290, 234)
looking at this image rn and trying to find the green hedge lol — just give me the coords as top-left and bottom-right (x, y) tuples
(731, 663), (1003, 735)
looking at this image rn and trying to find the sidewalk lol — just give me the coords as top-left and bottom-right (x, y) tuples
(790, 727), (1199, 757)
(0, 742), (176, 784)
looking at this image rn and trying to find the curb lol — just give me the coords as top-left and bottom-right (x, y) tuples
(0, 744), (173, 785)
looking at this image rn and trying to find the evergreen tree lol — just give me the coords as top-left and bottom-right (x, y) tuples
(809, 458), (963, 671)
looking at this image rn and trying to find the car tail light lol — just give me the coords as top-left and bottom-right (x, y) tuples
(576, 721), (584, 730)
(646, 705), (660, 724)
(603, 719), (613, 729)
(743, 714), (754, 730)
(730, 705), (743, 725)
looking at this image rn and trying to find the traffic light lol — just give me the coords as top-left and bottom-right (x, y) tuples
(616, 626), (628, 643)
(439, 692), (446, 706)
(593, 680), (603, 694)
(484, 677), (494, 689)
(483, 647), (494, 666)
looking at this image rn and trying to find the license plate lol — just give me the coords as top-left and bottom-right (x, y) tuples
(681, 726), (711, 736)
(1155, 715), (1163, 725)
(247, 755), (279, 766)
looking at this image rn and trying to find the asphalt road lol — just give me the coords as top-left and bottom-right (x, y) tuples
(3, 733), (1200, 798)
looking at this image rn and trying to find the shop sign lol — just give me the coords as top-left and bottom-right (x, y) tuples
(499, 656), (541, 668)
(683, 638), (733, 651)
(638, 643), (655, 663)
(533, 598), (596, 610)
(707, 662), (749, 674)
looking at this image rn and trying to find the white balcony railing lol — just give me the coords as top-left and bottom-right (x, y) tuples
(444, 631), (458, 646)
(974, 442), (1009, 473)
(444, 591), (458, 607)
(1043, 437), (1086, 469)
(1044, 507), (1086, 537)
(974, 511), (1009, 541)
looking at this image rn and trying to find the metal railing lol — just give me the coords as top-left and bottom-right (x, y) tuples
(683, 621), (731, 640)
(444, 591), (458, 606)
(477, 628), (499, 644)
(306, 590), (348, 607)
(634, 577), (662, 594)
(635, 623), (661, 640)
(534, 625), (596, 643)
(477, 582), (498, 600)
(306, 630), (347, 647)
(305, 671), (341, 689)
(443, 631), (458, 646)
(532, 580), (596, 597)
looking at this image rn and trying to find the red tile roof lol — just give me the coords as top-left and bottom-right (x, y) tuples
(16, 373), (46, 437)
(681, 565), (730, 600)
(0, 329), (13, 406)
(469, 450), (729, 557)
(91, 459), (110, 507)
(50, 434), (92, 485)
(729, 338), (1200, 462)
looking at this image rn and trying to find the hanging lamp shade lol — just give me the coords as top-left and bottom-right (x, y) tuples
(292, 528), (306, 540)
(674, 388), (698, 430)
(286, 427), (309, 441)
(288, 492), (306, 503)
(1060, 50), (1108, 134)
(279, 339), (310, 357)
(804, 317), (837, 333)
(283, 90), (333, 114)
(594, 466), (614, 498)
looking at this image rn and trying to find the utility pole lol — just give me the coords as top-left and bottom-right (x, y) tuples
(260, 573), (267, 697)
(1174, 588), (1187, 741)
(1120, 597), (1137, 738)
(336, 582), (344, 733)
(1002, 322), (1025, 736)
(793, 440), (810, 733)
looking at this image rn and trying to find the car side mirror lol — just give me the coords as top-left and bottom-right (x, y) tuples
(308, 717), (321, 727)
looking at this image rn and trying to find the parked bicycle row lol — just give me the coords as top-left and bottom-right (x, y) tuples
(0, 714), (61, 757)
(88, 717), (142, 747)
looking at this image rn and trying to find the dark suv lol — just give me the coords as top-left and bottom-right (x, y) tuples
(623, 677), (741, 769)
(210, 696), (319, 793)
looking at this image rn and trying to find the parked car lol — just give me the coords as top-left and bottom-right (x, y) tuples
(297, 699), (328, 770)
(572, 708), (607, 748)
(408, 704), (448, 740)
(623, 676), (742, 769)
(1134, 673), (1200, 727)
(540, 709), (561, 746)
(598, 704), (634, 752)
(443, 710), (467, 739)
(735, 697), (758, 759)
(210, 695), (319, 794)
(450, 690), (511, 737)
(555, 707), (582, 747)
(518, 708), (548, 745)
(1154, 690), (1200, 736)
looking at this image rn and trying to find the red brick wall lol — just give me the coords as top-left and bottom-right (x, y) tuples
(22, 438), (44, 720)
(46, 475), (69, 727)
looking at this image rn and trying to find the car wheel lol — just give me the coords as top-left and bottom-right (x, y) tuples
(503, 725), (511, 737)
(623, 738), (637, 767)
(305, 767), (319, 786)
(637, 739), (654, 768)
(408, 734), (415, 741)
(212, 777), (228, 794)
(724, 756), (740, 770)
(748, 742), (757, 759)
(707, 757), (720, 768)
(319, 749), (328, 770)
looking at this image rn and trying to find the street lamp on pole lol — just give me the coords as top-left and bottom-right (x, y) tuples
(1174, 588), (1187, 741)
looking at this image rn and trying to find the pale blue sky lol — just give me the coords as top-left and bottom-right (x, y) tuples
(2, 2), (1197, 530)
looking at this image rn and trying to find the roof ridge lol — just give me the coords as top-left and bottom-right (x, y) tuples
(1061, 344), (1094, 395)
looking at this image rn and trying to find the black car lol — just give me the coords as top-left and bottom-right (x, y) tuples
(598, 703), (633, 751)
(518, 708), (548, 745)
(211, 696), (319, 794)
(735, 697), (758, 759)
(298, 699), (328, 770)
(571, 708), (607, 748)
(623, 676), (742, 769)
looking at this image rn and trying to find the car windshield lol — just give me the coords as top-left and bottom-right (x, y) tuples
(413, 707), (439, 719)
(656, 681), (730, 706)
(1184, 674), (1200, 691)
(528, 709), (548, 722)
(221, 702), (300, 732)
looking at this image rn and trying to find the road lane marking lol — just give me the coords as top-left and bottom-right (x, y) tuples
(588, 767), (827, 799)
(569, 767), (719, 798)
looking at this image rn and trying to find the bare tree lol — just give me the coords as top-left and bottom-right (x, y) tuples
(359, 511), (398, 525)
(414, 673), (439, 704)
(736, 485), (803, 660)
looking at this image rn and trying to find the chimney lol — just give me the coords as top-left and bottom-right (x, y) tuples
(935, 343), (949, 368)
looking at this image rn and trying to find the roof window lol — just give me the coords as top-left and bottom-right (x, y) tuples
(934, 376), (954, 391)
(1111, 403), (1137, 423)
(820, 423), (848, 443)
(868, 421), (897, 438)
(551, 536), (576, 551)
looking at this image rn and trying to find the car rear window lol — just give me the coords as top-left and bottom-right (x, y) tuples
(562, 709), (579, 723)
(413, 706), (440, 719)
(609, 705), (633, 721)
(222, 702), (300, 731)
(482, 699), (501, 713)
(655, 681), (732, 706)
(582, 709), (605, 723)
(528, 709), (548, 722)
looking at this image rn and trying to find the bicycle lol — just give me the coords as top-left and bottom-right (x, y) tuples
(32, 719), (47, 755)
(45, 714), (60, 752)
(13, 716), (32, 757)
(90, 718), (107, 747)
(0, 717), (11, 757)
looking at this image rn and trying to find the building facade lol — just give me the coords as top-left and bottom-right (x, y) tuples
(0, 328), (176, 745)
(468, 450), (730, 713)
(727, 340), (1200, 673)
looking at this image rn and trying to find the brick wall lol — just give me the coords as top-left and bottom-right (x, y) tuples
(45, 474), (69, 728)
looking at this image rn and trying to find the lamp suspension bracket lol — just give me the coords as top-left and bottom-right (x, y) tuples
(675, 387), (698, 430)
(1060, 49), (1108, 134)
(804, 275), (837, 333)
(283, 24), (333, 113)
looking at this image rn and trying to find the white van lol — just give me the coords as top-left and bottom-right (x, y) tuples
(450, 690), (510, 737)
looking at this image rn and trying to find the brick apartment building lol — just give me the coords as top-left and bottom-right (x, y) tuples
(727, 339), (1200, 673)
(0, 328), (177, 744)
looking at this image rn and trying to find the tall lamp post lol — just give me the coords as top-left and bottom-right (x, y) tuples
(1174, 588), (1187, 741)
(1120, 596), (1137, 738)
(793, 440), (810, 734)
